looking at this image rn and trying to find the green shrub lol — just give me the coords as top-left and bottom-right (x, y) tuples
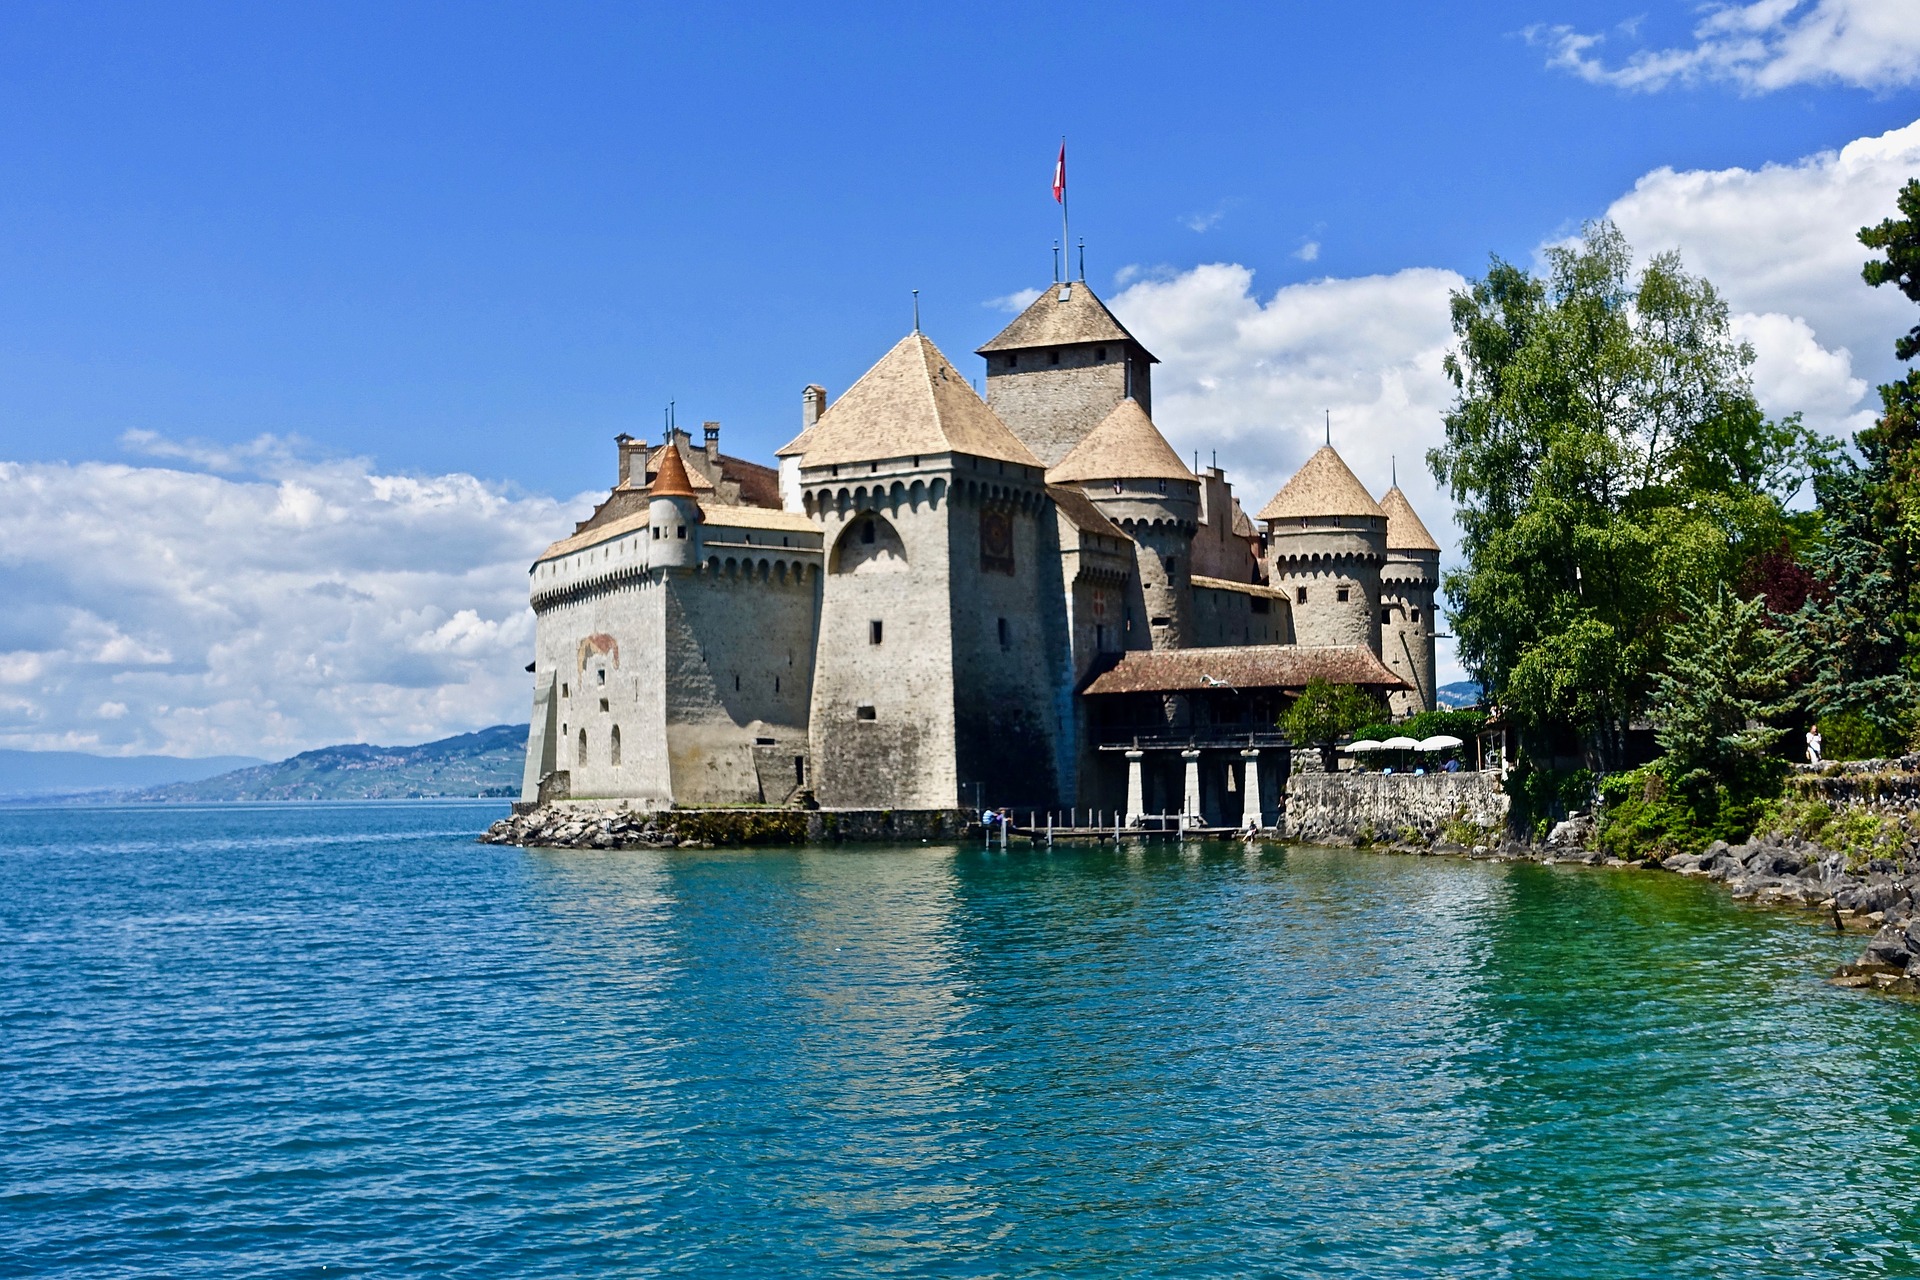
(1596, 761), (1786, 859)
(1507, 762), (1593, 840)
(1817, 709), (1911, 761)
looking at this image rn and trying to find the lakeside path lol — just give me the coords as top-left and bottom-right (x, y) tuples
(6, 801), (1920, 1277)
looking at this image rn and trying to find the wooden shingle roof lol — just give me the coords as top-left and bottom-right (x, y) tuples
(1046, 398), (1195, 484)
(1379, 485), (1441, 553)
(1257, 446), (1384, 522)
(977, 281), (1157, 360)
(798, 333), (1042, 470)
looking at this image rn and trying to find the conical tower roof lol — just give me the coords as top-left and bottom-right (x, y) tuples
(1379, 485), (1440, 552)
(1047, 398), (1194, 484)
(648, 436), (698, 499)
(1256, 446), (1383, 522)
(799, 333), (1042, 470)
(977, 281), (1157, 360)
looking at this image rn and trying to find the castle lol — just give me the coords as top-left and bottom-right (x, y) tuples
(519, 277), (1440, 826)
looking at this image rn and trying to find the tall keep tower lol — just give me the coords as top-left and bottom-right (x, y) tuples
(977, 280), (1158, 468)
(1047, 398), (1199, 650)
(1259, 446), (1387, 651)
(1379, 483), (1440, 715)
(796, 331), (1069, 810)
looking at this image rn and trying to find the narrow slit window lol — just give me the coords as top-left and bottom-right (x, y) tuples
(1296, 587), (1307, 604)
(869, 619), (883, 645)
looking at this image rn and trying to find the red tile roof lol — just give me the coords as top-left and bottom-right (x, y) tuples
(1081, 645), (1407, 696)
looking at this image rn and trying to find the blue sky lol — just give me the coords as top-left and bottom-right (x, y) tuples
(2, 0), (1918, 756)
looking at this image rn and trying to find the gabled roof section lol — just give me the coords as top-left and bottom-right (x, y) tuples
(1379, 485), (1441, 553)
(977, 281), (1157, 361)
(1048, 484), (1127, 542)
(1257, 446), (1384, 522)
(798, 332), (1042, 470)
(1047, 398), (1195, 484)
(774, 425), (814, 458)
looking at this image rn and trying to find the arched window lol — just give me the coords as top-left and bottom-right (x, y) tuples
(610, 725), (622, 766)
(578, 728), (587, 765)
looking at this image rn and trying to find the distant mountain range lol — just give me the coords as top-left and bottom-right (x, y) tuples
(0, 749), (266, 801)
(130, 725), (528, 802)
(1435, 680), (1485, 710)
(0, 726), (527, 804)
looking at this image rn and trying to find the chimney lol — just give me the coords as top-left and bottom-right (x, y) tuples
(703, 420), (721, 464)
(802, 384), (827, 431)
(614, 432), (637, 486)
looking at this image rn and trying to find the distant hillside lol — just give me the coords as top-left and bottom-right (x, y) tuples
(0, 749), (266, 802)
(130, 725), (528, 802)
(1436, 680), (1485, 710)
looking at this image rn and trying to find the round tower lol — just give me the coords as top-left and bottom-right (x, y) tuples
(1047, 398), (1199, 649)
(1379, 483), (1440, 715)
(1258, 446), (1387, 651)
(647, 437), (702, 570)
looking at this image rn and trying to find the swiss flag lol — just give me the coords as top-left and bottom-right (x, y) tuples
(1052, 142), (1065, 204)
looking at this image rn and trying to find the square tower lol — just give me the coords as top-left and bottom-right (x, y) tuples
(977, 281), (1158, 469)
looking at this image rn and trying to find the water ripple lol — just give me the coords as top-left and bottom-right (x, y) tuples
(1, 804), (1914, 1277)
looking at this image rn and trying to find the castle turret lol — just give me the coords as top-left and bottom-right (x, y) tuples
(797, 330), (1067, 810)
(1047, 398), (1198, 650)
(1258, 446), (1386, 651)
(977, 280), (1158, 468)
(648, 437), (701, 570)
(1378, 482), (1440, 715)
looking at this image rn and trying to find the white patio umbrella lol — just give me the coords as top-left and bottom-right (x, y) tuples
(1417, 734), (1464, 752)
(1381, 736), (1420, 750)
(1344, 740), (1385, 753)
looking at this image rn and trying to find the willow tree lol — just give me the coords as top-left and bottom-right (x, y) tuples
(1429, 221), (1816, 771)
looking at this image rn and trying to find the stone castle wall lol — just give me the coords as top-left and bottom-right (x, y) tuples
(1285, 771), (1508, 844)
(984, 343), (1136, 468)
(807, 470), (961, 809)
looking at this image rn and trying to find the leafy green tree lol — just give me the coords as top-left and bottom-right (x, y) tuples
(1651, 585), (1802, 795)
(1281, 678), (1383, 771)
(1798, 177), (1920, 748)
(1430, 221), (1814, 771)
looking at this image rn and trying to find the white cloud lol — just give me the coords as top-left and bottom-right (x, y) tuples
(1293, 241), (1321, 262)
(1112, 263), (1468, 682)
(0, 443), (591, 758)
(1181, 210), (1225, 233)
(1605, 117), (1920, 434)
(985, 287), (1043, 314)
(1533, 0), (1920, 92)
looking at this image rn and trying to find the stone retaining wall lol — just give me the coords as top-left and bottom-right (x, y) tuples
(484, 804), (971, 849)
(1284, 771), (1508, 844)
(1789, 757), (1920, 810)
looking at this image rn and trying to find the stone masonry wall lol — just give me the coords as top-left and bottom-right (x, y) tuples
(1285, 771), (1509, 844)
(984, 344), (1136, 468)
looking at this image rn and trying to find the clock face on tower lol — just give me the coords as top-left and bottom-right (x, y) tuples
(980, 508), (1015, 576)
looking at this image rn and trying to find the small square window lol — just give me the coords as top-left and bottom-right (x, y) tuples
(870, 620), (883, 645)
(1049, 350), (1061, 365)
(599, 698), (609, 712)
(596, 668), (606, 685)
(1095, 347), (1106, 360)
(856, 703), (876, 721)
(677, 526), (687, 540)
(1412, 607), (1422, 623)
(1337, 586), (1351, 603)
(1382, 608), (1392, 625)
(1296, 587), (1307, 604)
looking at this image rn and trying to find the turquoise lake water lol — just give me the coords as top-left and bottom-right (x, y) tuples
(3, 801), (1919, 1277)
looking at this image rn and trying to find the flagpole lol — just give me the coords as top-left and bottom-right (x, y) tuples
(1059, 137), (1070, 290)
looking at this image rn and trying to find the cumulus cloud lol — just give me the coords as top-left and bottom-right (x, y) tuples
(1605, 117), (1920, 433)
(985, 287), (1044, 314)
(0, 443), (592, 758)
(1111, 264), (1468, 680)
(1533, 0), (1920, 93)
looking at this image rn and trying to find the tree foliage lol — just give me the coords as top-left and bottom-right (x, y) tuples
(1429, 221), (1816, 769)
(1280, 678), (1383, 771)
